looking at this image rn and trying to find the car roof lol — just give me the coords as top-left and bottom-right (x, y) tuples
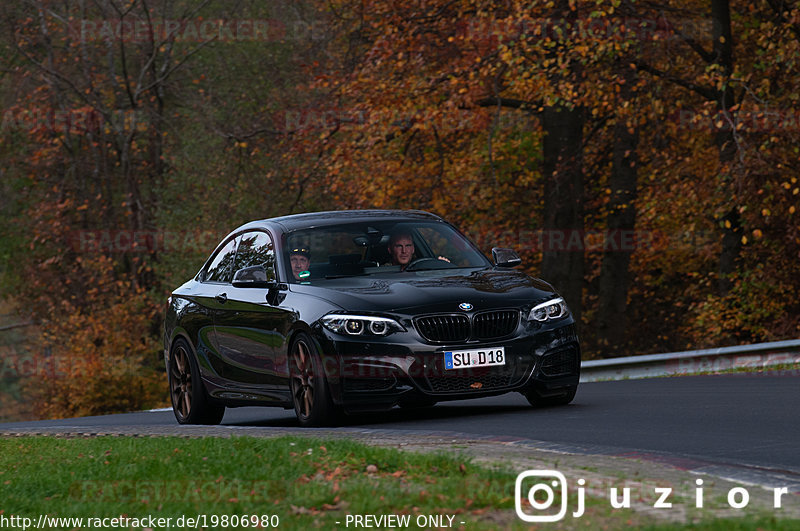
(237, 209), (445, 233)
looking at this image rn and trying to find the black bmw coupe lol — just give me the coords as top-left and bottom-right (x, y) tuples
(164, 210), (580, 426)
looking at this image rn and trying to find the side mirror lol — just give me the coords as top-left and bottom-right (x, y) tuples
(492, 247), (522, 268)
(232, 265), (275, 288)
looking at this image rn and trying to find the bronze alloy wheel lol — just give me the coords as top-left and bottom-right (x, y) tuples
(290, 339), (315, 419)
(168, 339), (225, 425)
(289, 333), (340, 427)
(170, 344), (193, 421)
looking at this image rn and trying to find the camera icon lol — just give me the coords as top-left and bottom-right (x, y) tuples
(515, 470), (568, 522)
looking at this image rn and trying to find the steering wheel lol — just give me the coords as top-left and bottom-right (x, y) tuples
(404, 257), (449, 272)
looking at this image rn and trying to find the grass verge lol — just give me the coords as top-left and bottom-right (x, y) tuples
(0, 436), (797, 530)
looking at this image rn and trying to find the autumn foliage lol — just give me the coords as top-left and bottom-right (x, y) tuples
(0, 0), (798, 418)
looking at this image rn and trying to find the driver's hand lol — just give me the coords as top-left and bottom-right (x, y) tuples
(437, 255), (451, 263)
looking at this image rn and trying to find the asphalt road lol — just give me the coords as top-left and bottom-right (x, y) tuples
(2, 375), (798, 473)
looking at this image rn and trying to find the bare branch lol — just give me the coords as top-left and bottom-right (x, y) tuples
(679, 34), (714, 63)
(634, 61), (718, 100)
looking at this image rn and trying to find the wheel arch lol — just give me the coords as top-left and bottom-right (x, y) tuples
(285, 321), (343, 403)
(167, 328), (196, 364)
(286, 321), (319, 352)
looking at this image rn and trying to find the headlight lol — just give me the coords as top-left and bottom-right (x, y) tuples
(528, 297), (569, 322)
(321, 314), (406, 336)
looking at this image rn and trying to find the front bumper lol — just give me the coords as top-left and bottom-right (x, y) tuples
(314, 321), (581, 412)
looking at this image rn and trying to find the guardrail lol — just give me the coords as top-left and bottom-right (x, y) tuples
(580, 339), (800, 382)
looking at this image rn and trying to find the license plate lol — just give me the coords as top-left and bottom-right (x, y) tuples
(444, 347), (505, 370)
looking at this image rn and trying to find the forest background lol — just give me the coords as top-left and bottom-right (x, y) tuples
(1, 0), (798, 420)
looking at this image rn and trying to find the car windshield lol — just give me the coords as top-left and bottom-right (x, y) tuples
(284, 221), (490, 281)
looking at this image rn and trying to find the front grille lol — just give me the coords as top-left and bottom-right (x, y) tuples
(474, 310), (519, 340)
(414, 314), (470, 343)
(540, 347), (579, 376)
(414, 355), (533, 394)
(427, 368), (515, 393)
(414, 310), (519, 343)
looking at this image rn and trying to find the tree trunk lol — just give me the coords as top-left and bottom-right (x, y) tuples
(540, 105), (584, 328)
(711, 0), (741, 295)
(597, 118), (638, 356)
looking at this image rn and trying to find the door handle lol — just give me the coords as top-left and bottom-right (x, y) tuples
(215, 293), (228, 304)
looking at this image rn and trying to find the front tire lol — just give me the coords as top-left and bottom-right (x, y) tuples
(523, 385), (577, 407)
(168, 339), (225, 425)
(290, 333), (341, 427)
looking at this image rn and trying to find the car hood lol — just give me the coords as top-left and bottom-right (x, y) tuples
(289, 267), (558, 314)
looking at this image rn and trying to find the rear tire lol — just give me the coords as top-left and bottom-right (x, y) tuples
(523, 386), (577, 408)
(290, 333), (341, 427)
(168, 338), (225, 425)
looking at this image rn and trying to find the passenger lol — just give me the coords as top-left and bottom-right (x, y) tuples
(289, 248), (311, 280)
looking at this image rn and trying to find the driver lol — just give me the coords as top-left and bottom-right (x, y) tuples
(289, 248), (311, 280)
(387, 231), (415, 271)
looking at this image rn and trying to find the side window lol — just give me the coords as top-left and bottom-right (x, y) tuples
(233, 231), (276, 282)
(203, 237), (238, 283)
